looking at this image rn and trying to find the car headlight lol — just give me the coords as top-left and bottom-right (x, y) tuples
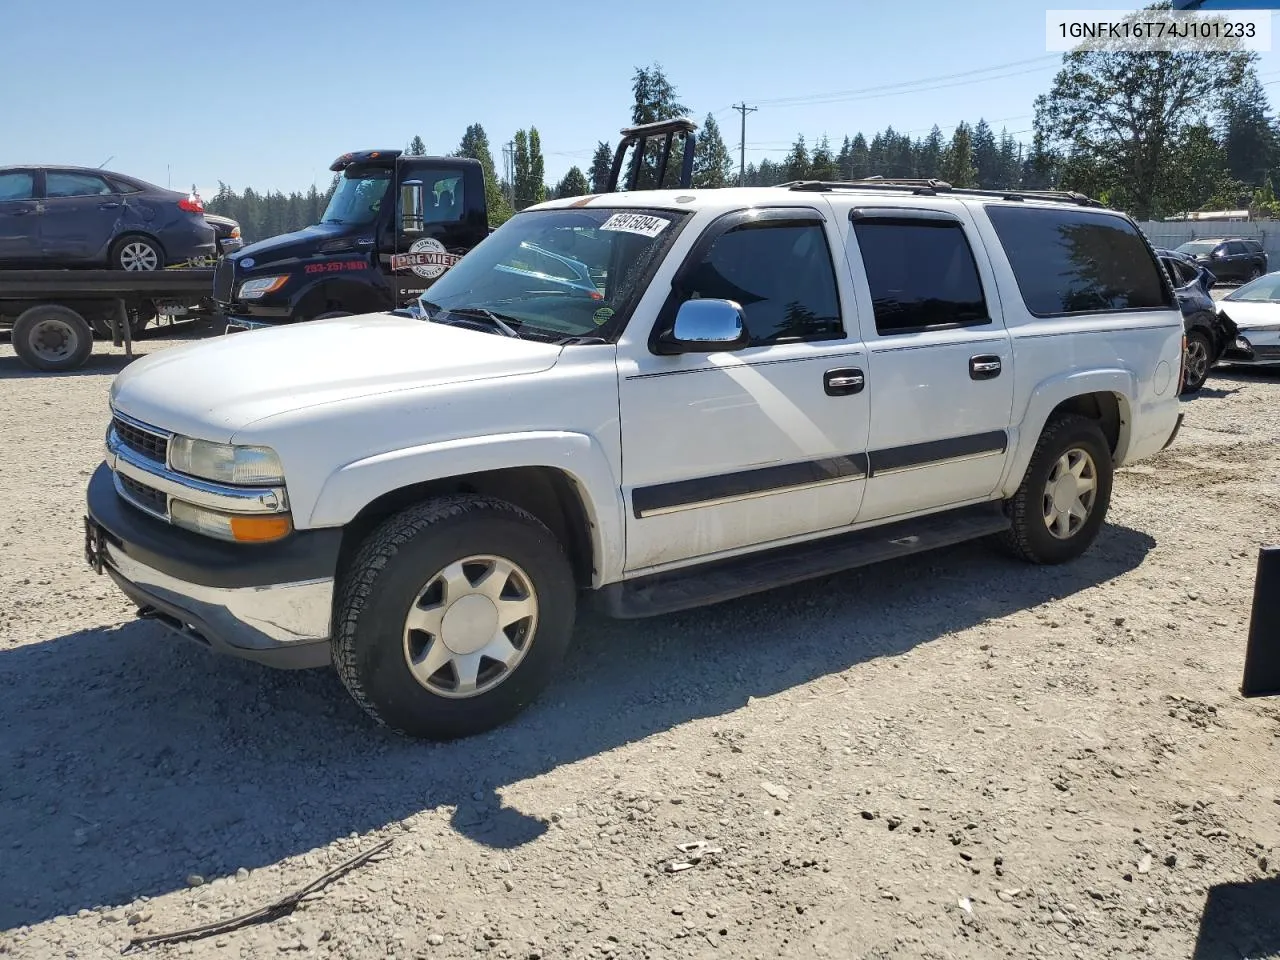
(169, 436), (285, 485)
(238, 276), (287, 299)
(170, 500), (293, 543)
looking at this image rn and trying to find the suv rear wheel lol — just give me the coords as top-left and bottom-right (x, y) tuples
(332, 495), (577, 740)
(996, 413), (1114, 564)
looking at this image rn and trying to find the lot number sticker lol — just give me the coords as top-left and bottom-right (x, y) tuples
(600, 213), (670, 238)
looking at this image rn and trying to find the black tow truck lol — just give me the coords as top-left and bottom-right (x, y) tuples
(216, 117), (700, 332)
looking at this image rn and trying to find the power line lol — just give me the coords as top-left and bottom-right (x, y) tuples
(733, 103), (758, 187)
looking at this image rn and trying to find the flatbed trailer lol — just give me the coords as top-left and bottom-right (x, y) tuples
(0, 267), (216, 372)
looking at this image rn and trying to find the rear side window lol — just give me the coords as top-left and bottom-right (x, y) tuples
(46, 172), (114, 198)
(985, 206), (1173, 317)
(851, 216), (989, 335)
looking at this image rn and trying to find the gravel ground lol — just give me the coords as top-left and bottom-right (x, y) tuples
(1, 323), (1279, 960)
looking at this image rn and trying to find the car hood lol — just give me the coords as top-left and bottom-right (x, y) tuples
(1216, 300), (1280, 331)
(109, 314), (563, 442)
(231, 221), (352, 264)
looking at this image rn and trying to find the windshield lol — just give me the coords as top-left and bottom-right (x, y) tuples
(1175, 241), (1219, 256)
(1225, 273), (1280, 302)
(321, 165), (391, 226)
(417, 207), (688, 341)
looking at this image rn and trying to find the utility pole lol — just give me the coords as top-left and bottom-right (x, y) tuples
(732, 103), (757, 187)
(503, 140), (515, 208)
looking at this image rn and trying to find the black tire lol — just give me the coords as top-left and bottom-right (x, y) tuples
(1180, 329), (1213, 395)
(1248, 266), (1263, 282)
(995, 413), (1114, 565)
(11, 304), (94, 372)
(109, 234), (165, 271)
(333, 495), (577, 740)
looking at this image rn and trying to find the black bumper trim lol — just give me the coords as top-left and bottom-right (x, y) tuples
(87, 462), (342, 590)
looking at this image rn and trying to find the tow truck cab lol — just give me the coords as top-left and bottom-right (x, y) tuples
(215, 150), (489, 331)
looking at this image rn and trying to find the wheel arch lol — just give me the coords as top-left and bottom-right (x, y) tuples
(307, 431), (625, 588)
(292, 278), (390, 321)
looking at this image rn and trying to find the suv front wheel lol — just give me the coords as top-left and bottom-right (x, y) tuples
(332, 495), (577, 740)
(996, 413), (1114, 564)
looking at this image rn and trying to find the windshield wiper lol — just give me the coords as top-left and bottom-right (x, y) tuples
(444, 307), (522, 339)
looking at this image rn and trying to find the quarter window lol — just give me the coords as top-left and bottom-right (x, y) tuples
(46, 172), (114, 198)
(985, 205), (1172, 317)
(674, 220), (843, 346)
(851, 217), (989, 335)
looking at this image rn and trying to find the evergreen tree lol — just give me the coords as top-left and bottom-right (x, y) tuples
(848, 133), (870, 179)
(997, 130), (1022, 190)
(528, 127), (547, 206)
(867, 132), (888, 175)
(917, 126), (945, 180)
(693, 113), (732, 188)
(406, 135), (426, 156)
(1221, 68), (1275, 187)
(590, 141), (613, 193)
(942, 122), (977, 187)
(784, 134), (810, 182)
(457, 122), (510, 225)
(810, 135), (838, 181)
(513, 129), (533, 209)
(835, 136), (852, 180)
(757, 157), (782, 185)
(556, 166), (590, 198)
(972, 119), (1000, 188)
(628, 63), (690, 188)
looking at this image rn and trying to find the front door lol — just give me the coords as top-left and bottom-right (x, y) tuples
(40, 170), (126, 263)
(0, 170), (41, 263)
(618, 205), (872, 573)
(386, 162), (481, 306)
(831, 201), (1015, 523)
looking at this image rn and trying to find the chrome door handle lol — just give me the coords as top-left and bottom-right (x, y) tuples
(824, 367), (865, 396)
(969, 355), (1002, 380)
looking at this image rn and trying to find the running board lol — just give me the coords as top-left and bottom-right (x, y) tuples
(593, 501), (1010, 619)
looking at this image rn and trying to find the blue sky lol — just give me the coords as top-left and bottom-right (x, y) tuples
(3, 0), (1280, 199)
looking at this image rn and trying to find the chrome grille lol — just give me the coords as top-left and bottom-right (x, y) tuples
(112, 416), (168, 465)
(213, 258), (235, 303)
(117, 473), (168, 517)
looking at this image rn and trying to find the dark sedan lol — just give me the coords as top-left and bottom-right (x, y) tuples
(1156, 247), (1237, 394)
(0, 165), (216, 270)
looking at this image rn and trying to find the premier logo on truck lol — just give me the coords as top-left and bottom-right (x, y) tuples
(390, 237), (462, 280)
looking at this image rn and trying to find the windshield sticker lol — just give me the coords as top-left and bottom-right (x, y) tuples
(600, 213), (670, 238)
(593, 306), (615, 326)
(390, 237), (462, 279)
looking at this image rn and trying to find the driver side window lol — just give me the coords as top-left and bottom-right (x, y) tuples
(676, 221), (844, 346)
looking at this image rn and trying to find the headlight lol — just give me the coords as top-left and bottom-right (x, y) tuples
(238, 276), (287, 299)
(169, 436), (285, 485)
(171, 500), (293, 543)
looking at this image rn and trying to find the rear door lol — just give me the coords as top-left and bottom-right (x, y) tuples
(830, 200), (1015, 523)
(40, 171), (125, 262)
(0, 169), (41, 262)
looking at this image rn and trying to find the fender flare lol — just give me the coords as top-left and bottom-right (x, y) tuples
(998, 368), (1137, 498)
(306, 430), (625, 586)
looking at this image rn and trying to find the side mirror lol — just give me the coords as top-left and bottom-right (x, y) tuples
(400, 179), (424, 234)
(657, 298), (749, 354)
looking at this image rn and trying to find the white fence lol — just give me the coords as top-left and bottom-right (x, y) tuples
(1136, 220), (1280, 265)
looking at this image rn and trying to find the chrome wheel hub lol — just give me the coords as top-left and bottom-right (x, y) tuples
(402, 555), (538, 699)
(1043, 448), (1098, 540)
(120, 242), (159, 271)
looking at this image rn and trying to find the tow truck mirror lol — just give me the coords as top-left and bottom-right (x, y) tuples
(658, 298), (749, 354)
(400, 179), (424, 234)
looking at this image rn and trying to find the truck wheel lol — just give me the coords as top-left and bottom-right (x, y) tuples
(12, 304), (94, 372)
(995, 413), (1113, 565)
(333, 495), (577, 740)
(1180, 330), (1212, 395)
(110, 235), (164, 271)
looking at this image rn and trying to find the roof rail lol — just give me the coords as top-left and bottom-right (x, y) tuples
(778, 177), (1104, 208)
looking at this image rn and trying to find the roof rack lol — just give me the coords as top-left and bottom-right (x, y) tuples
(777, 177), (1104, 208)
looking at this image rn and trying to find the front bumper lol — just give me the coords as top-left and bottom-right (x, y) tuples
(1220, 329), (1280, 366)
(222, 313), (280, 333)
(85, 462), (340, 669)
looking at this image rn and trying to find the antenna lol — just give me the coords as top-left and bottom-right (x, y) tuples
(97, 155), (114, 169)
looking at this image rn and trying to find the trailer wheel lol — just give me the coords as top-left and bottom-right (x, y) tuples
(12, 305), (94, 372)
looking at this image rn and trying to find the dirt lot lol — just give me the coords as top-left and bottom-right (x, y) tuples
(1, 327), (1279, 960)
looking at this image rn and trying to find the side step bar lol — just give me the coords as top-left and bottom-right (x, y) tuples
(593, 501), (1011, 619)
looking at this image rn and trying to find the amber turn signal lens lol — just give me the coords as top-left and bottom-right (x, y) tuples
(229, 514), (293, 543)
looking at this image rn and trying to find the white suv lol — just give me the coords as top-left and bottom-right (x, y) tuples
(85, 181), (1187, 739)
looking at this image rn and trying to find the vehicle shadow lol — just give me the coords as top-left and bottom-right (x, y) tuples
(1192, 876), (1280, 959)
(0, 321), (223, 381)
(0, 523), (1156, 929)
